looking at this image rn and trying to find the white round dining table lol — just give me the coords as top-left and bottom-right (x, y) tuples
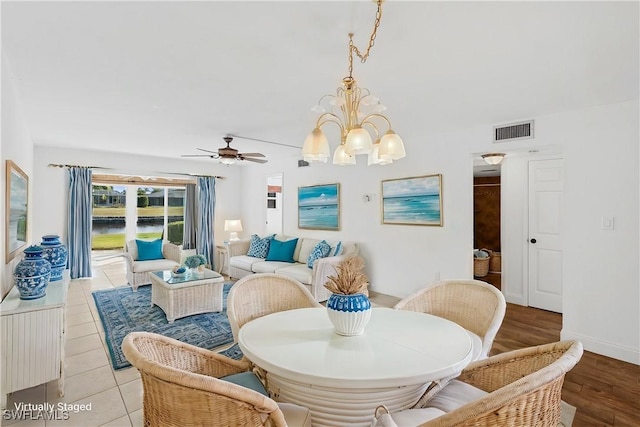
(238, 307), (474, 427)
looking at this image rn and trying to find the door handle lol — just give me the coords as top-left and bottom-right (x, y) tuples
(530, 238), (537, 244)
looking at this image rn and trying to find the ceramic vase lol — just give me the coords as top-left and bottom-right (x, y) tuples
(40, 234), (68, 281)
(14, 245), (52, 300)
(326, 293), (372, 336)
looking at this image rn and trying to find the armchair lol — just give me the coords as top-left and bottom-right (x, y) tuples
(124, 239), (182, 291)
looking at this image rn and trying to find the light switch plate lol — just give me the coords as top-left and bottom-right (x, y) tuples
(601, 217), (614, 230)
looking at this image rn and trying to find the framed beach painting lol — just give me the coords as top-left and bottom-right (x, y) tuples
(381, 174), (443, 226)
(298, 183), (340, 230)
(5, 160), (29, 262)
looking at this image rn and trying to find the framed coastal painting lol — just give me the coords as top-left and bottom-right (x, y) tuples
(381, 174), (443, 226)
(298, 183), (340, 230)
(5, 160), (29, 262)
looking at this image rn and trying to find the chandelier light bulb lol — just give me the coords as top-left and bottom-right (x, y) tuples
(345, 126), (373, 155)
(378, 130), (406, 160)
(333, 144), (356, 165)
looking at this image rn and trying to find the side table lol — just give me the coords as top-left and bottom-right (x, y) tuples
(215, 244), (229, 275)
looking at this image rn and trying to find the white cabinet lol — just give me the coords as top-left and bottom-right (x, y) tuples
(0, 273), (69, 408)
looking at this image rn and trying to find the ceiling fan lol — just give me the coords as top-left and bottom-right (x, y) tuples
(181, 136), (267, 164)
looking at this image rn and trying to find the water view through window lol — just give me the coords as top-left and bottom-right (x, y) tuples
(92, 185), (185, 251)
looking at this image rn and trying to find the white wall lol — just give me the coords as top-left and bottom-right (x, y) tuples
(240, 100), (639, 364)
(32, 147), (244, 256)
(1, 55), (35, 298)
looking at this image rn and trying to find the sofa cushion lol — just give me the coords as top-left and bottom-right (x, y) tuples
(297, 238), (321, 264)
(266, 237), (298, 262)
(230, 255), (264, 271)
(276, 264), (313, 285)
(373, 408), (446, 427)
(252, 261), (293, 274)
(132, 259), (179, 273)
(247, 234), (273, 258)
(307, 240), (331, 268)
(136, 239), (163, 261)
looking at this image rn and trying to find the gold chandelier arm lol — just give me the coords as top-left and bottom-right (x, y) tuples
(361, 113), (392, 131)
(362, 121), (380, 138)
(315, 113), (346, 137)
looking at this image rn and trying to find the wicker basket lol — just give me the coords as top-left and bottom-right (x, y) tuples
(489, 252), (502, 273)
(474, 257), (490, 277)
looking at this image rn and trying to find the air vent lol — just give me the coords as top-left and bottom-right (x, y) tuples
(493, 120), (534, 143)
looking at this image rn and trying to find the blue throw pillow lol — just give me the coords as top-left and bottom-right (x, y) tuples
(219, 372), (268, 396)
(329, 241), (343, 257)
(307, 240), (331, 268)
(136, 239), (163, 261)
(266, 237), (298, 262)
(247, 234), (273, 258)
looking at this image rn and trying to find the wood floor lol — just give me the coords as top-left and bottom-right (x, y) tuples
(490, 303), (640, 427)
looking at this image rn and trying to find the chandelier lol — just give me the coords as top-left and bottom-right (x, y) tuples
(302, 0), (405, 166)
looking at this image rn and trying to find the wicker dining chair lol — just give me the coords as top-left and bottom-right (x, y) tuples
(227, 273), (323, 342)
(372, 340), (583, 427)
(122, 332), (312, 427)
(394, 280), (506, 360)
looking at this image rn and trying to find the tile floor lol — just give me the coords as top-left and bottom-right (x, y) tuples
(2, 254), (399, 426)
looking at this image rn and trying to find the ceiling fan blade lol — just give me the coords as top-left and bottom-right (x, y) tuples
(241, 157), (268, 164)
(238, 152), (265, 158)
(197, 147), (219, 154)
(181, 154), (218, 158)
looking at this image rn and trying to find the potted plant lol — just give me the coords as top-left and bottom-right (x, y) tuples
(184, 254), (208, 275)
(324, 256), (371, 336)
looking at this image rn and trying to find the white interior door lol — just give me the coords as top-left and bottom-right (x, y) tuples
(528, 159), (564, 313)
(265, 174), (283, 235)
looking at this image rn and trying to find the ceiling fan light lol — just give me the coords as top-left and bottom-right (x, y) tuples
(379, 130), (405, 160)
(302, 128), (330, 162)
(345, 126), (373, 155)
(333, 144), (356, 165)
(481, 153), (505, 165)
(220, 157), (235, 165)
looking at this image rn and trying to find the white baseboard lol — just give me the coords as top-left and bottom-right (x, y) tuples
(561, 329), (640, 365)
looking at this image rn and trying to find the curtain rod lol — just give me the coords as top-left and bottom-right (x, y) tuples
(47, 164), (224, 179)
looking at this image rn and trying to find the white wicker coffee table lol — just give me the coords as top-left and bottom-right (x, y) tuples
(150, 269), (225, 323)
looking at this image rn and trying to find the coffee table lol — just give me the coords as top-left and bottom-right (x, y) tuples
(150, 268), (225, 323)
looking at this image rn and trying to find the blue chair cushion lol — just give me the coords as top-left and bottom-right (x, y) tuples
(266, 237), (299, 262)
(135, 239), (163, 261)
(219, 372), (268, 396)
(307, 240), (331, 268)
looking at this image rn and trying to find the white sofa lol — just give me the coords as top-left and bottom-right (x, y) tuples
(228, 236), (359, 302)
(124, 240), (182, 291)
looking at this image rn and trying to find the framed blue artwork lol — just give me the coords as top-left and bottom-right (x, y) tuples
(298, 183), (340, 230)
(381, 174), (443, 226)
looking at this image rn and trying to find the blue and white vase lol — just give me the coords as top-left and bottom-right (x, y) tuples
(326, 293), (372, 336)
(14, 246), (52, 300)
(40, 235), (68, 281)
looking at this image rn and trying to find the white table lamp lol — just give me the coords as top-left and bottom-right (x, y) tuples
(224, 219), (243, 242)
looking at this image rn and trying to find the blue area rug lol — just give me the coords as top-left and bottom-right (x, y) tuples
(92, 282), (235, 370)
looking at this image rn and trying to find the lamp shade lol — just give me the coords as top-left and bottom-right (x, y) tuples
(333, 144), (356, 165)
(367, 140), (393, 166)
(481, 153), (505, 165)
(345, 126), (373, 155)
(378, 130), (405, 160)
(302, 128), (330, 163)
(224, 219), (243, 232)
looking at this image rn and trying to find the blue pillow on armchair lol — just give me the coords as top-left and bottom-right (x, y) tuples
(307, 240), (331, 268)
(136, 239), (164, 261)
(266, 237), (299, 262)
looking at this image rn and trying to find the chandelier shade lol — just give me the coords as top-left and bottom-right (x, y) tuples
(303, 0), (405, 166)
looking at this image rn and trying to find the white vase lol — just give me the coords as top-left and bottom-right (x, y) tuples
(326, 293), (372, 336)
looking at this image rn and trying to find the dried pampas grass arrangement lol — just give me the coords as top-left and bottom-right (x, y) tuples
(324, 256), (369, 295)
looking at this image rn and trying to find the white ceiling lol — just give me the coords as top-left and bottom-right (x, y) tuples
(2, 1), (638, 165)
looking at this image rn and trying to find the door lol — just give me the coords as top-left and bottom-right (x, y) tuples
(265, 174), (283, 235)
(528, 159), (564, 313)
